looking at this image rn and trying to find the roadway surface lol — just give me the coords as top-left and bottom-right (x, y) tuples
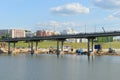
(0, 31), (120, 42)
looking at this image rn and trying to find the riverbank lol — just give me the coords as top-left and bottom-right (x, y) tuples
(1, 41), (120, 49)
(1, 47), (120, 56)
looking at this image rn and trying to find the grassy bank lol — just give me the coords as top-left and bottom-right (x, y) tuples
(5, 41), (120, 49)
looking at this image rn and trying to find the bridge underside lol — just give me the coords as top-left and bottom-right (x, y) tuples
(4, 37), (95, 58)
(1, 31), (120, 57)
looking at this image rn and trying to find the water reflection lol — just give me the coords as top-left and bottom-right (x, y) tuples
(0, 54), (120, 80)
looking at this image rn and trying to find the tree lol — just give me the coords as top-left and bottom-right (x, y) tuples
(96, 36), (113, 42)
(5, 33), (10, 38)
(0, 36), (2, 40)
(25, 30), (31, 32)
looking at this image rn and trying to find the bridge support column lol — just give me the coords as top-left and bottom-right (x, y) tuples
(87, 38), (90, 57)
(61, 40), (64, 51)
(13, 42), (16, 53)
(8, 42), (11, 54)
(57, 40), (60, 56)
(31, 41), (34, 55)
(91, 39), (94, 52)
(35, 41), (38, 51)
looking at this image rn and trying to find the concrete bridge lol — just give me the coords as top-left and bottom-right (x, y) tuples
(0, 31), (120, 57)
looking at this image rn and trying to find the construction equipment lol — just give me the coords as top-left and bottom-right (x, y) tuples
(102, 27), (115, 53)
(102, 27), (105, 32)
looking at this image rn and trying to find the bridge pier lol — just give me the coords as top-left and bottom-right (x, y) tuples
(61, 40), (64, 51)
(35, 41), (38, 51)
(8, 42), (11, 54)
(87, 38), (90, 57)
(31, 41), (34, 55)
(91, 38), (94, 52)
(57, 40), (60, 56)
(87, 38), (95, 57)
(13, 42), (17, 54)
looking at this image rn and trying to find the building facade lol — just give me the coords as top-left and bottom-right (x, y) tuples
(10, 29), (25, 38)
(0, 29), (25, 38)
(36, 30), (54, 36)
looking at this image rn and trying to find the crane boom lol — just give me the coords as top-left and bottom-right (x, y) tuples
(102, 27), (105, 32)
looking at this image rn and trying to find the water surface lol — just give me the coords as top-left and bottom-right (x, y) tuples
(0, 54), (120, 80)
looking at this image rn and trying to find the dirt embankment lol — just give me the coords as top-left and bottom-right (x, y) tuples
(1, 47), (120, 56)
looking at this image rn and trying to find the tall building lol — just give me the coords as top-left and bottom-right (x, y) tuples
(10, 29), (25, 38)
(0, 29), (25, 38)
(36, 30), (54, 36)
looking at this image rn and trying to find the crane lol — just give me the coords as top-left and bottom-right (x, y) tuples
(102, 27), (105, 32)
(102, 27), (114, 53)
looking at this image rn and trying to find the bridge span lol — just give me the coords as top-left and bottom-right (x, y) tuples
(0, 31), (120, 57)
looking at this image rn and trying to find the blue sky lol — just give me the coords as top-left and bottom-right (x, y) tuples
(0, 0), (120, 32)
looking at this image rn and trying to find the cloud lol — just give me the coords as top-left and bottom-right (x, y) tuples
(105, 11), (120, 20)
(112, 11), (120, 17)
(37, 21), (81, 28)
(35, 21), (85, 32)
(50, 3), (90, 16)
(94, 0), (120, 9)
(105, 15), (118, 20)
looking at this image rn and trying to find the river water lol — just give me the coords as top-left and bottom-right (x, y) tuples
(0, 54), (120, 80)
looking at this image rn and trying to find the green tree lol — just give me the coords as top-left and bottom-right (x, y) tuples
(96, 36), (113, 42)
(5, 33), (10, 38)
(0, 36), (2, 40)
(25, 30), (31, 32)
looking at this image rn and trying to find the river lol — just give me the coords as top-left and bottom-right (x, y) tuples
(0, 54), (120, 80)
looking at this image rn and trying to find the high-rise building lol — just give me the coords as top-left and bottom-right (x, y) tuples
(10, 29), (25, 38)
(0, 29), (25, 38)
(36, 30), (54, 36)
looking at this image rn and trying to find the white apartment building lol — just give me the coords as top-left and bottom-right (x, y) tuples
(0, 29), (25, 38)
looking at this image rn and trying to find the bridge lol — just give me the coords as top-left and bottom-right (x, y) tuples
(0, 31), (120, 57)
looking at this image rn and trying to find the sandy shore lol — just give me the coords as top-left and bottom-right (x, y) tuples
(1, 48), (120, 56)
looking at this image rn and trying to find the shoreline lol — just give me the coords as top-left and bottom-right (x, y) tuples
(1, 48), (120, 56)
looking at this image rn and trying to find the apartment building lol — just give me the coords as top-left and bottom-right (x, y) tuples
(0, 29), (25, 38)
(36, 30), (54, 36)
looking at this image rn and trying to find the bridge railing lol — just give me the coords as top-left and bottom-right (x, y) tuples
(1, 30), (120, 42)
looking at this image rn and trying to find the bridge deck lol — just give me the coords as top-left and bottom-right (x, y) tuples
(0, 31), (120, 42)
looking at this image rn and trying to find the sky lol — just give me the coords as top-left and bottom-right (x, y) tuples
(0, 0), (120, 32)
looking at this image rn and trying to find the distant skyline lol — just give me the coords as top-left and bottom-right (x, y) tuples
(0, 0), (120, 32)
